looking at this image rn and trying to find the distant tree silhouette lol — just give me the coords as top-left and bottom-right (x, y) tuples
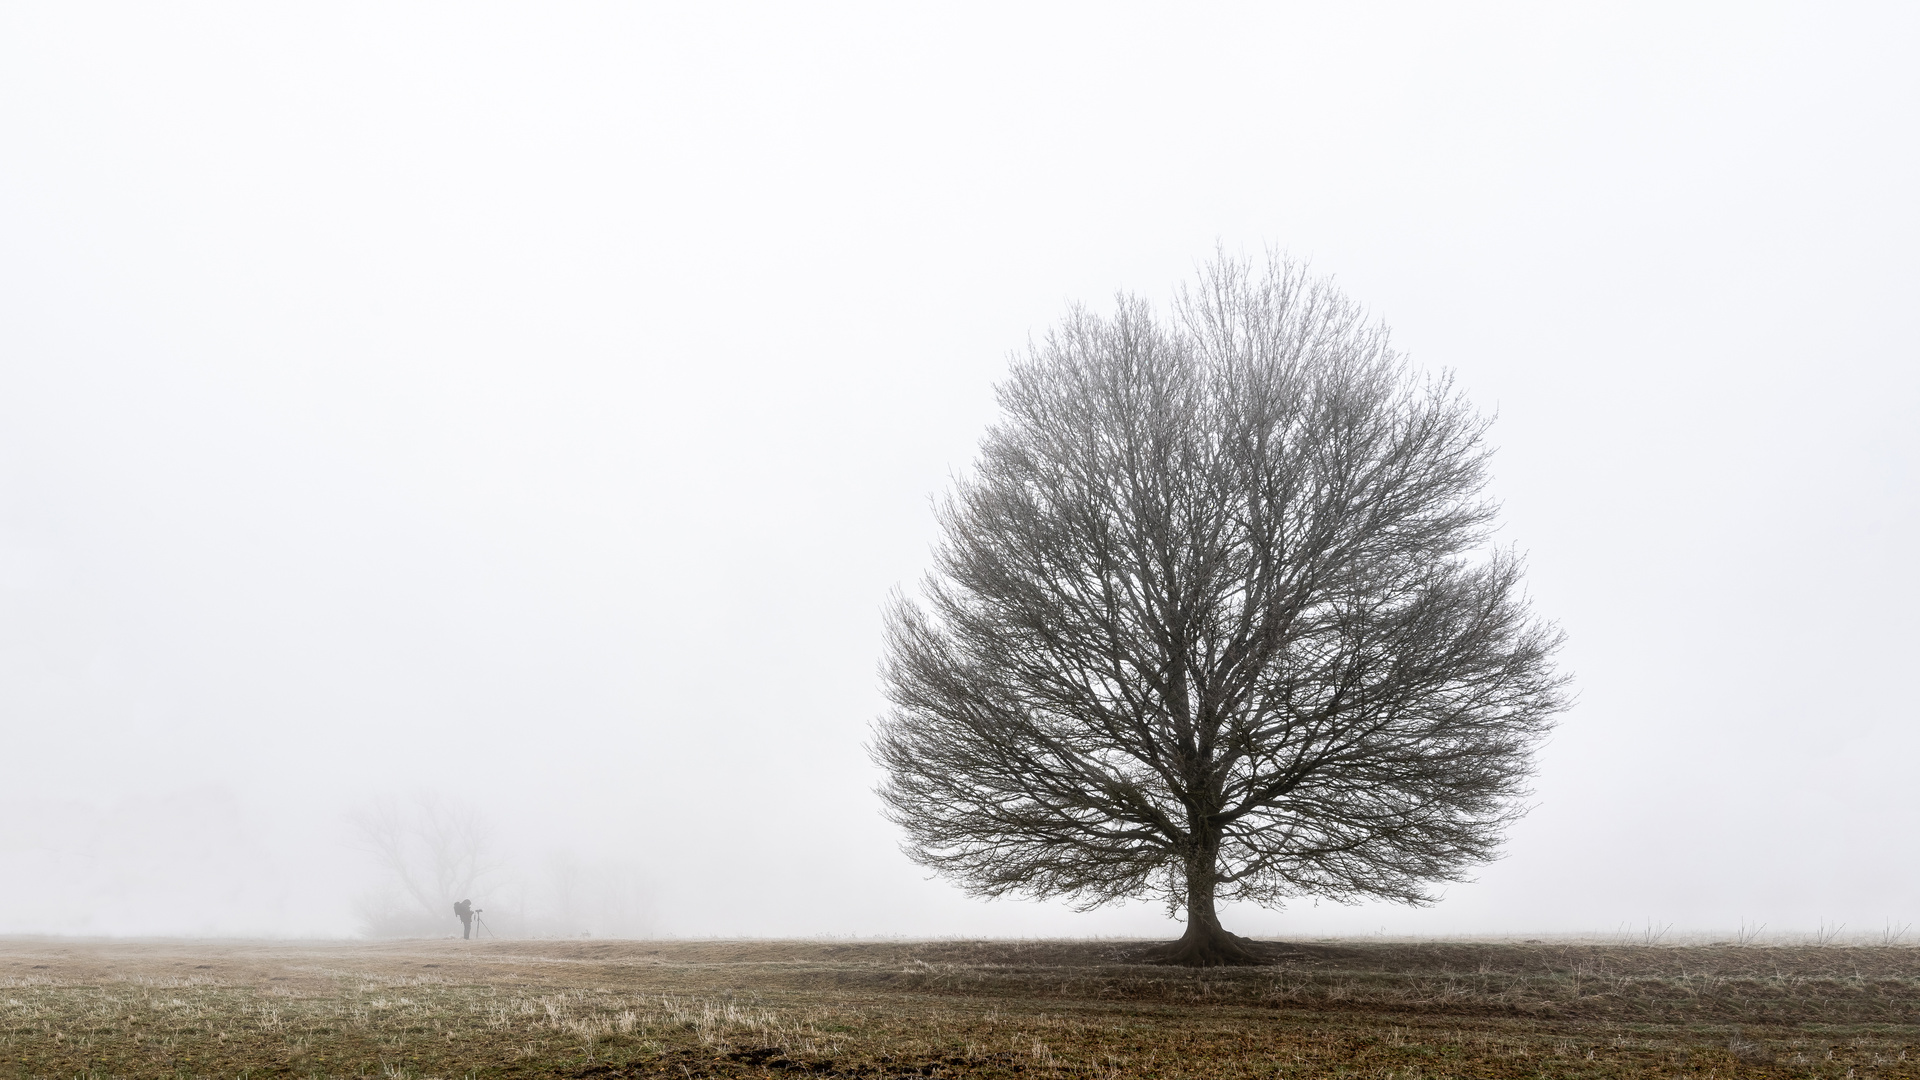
(350, 795), (497, 937)
(873, 253), (1568, 965)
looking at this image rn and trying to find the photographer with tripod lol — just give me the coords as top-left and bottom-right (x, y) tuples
(452, 899), (492, 939)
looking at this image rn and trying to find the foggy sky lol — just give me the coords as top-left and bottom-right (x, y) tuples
(2, 2), (1915, 941)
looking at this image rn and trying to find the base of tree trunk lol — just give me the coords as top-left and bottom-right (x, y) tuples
(1139, 925), (1275, 967)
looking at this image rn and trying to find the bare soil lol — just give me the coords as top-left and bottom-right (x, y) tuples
(3, 937), (1917, 1077)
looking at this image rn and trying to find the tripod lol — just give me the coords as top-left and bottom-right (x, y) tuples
(473, 910), (496, 939)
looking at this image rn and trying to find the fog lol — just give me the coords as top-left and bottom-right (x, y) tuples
(1, 3), (1914, 942)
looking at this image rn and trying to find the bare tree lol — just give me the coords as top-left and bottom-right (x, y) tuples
(873, 253), (1568, 965)
(349, 794), (497, 937)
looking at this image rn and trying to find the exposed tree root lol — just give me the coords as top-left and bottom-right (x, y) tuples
(1139, 926), (1279, 967)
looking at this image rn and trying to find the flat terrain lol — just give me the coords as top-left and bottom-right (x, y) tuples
(3, 937), (1917, 1078)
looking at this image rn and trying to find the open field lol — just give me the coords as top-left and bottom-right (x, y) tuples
(3, 938), (1917, 1078)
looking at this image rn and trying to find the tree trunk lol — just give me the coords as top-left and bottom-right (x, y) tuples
(1141, 852), (1272, 967)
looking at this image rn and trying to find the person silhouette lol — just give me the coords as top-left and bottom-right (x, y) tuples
(453, 898), (473, 939)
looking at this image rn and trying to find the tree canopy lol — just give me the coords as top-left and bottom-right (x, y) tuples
(873, 253), (1568, 965)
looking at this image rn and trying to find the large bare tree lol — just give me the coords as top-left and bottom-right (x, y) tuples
(873, 254), (1568, 965)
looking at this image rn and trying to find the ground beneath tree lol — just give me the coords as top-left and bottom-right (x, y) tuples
(3, 937), (1917, 1077)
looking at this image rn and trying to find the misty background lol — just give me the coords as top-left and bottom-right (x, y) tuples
(1, 3), (1914, 941)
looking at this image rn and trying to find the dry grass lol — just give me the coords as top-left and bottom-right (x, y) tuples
(2, 937), (1916, 1077)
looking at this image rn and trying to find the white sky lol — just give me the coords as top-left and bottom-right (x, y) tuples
(1, 2), (1914, 941)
